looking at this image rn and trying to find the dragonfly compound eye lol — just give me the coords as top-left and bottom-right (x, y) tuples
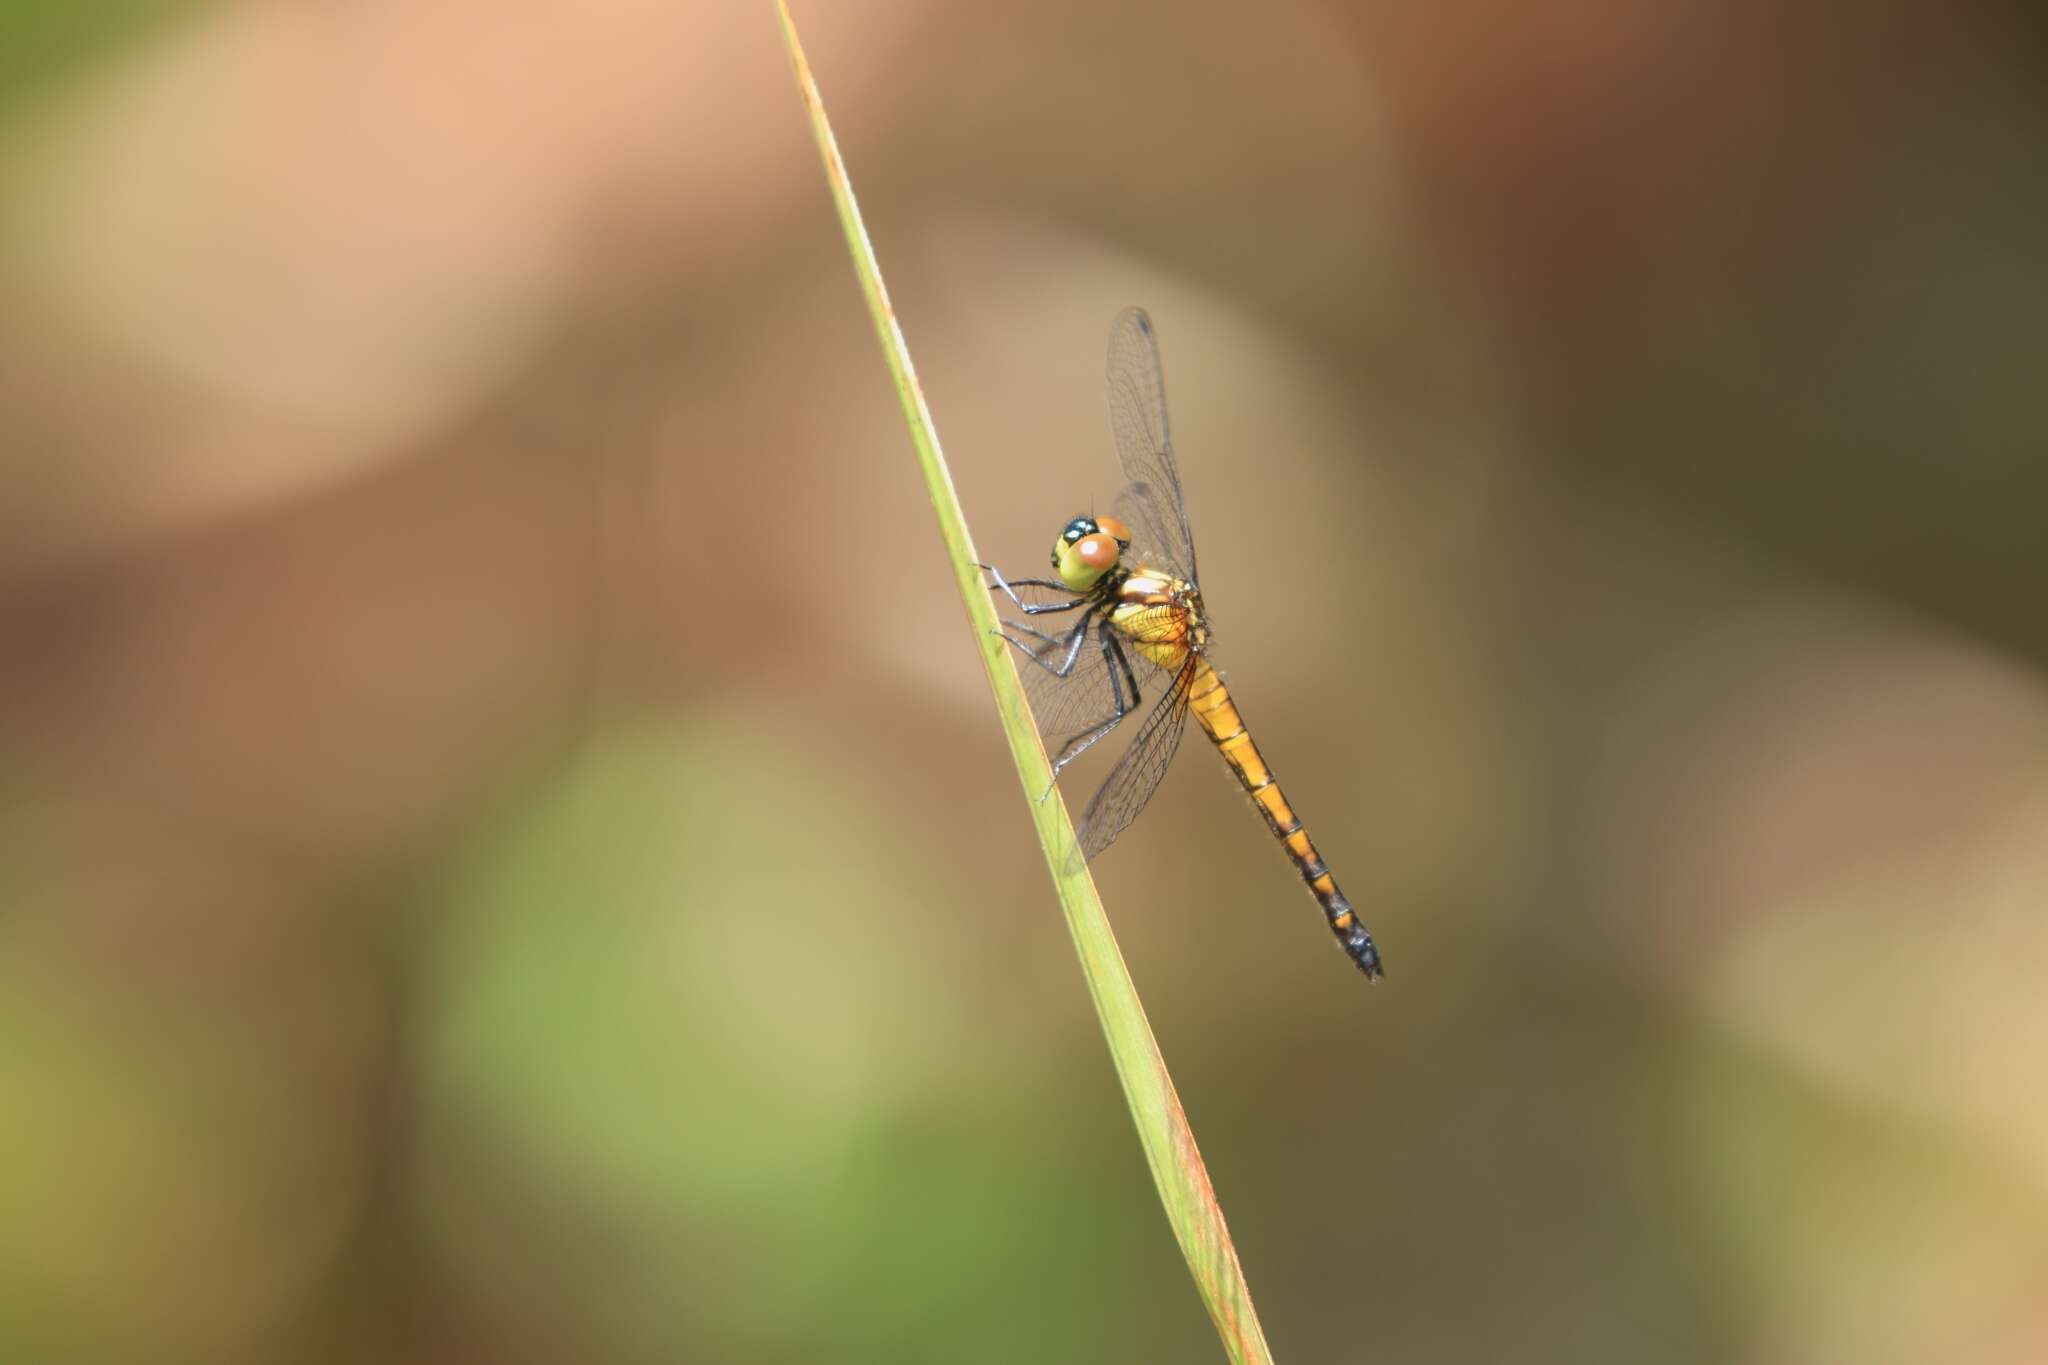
(1095, 515), (1132, 547)
(1074, 535), (1120, 570)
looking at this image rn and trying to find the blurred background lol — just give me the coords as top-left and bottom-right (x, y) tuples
(3, 2), (2047, 1361)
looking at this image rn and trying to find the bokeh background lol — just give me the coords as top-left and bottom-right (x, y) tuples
(4, 2), (2047, 1361)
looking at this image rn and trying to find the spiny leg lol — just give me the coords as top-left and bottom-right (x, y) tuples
(995, 618), (1069, 654)
(1042, 626), (1137, 782)
(996, 617), (1141, 803)
(1106, 631), (1143, 712)
(978, 563), (1089, 615)
(998, 614), (1092, 679)
(996, 618), (1121, 799)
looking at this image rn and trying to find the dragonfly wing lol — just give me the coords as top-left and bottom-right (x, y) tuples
(1111, 481), (1187, 583)
(1104, 307), (1197, 583)
(1073, 657), (1196, 864)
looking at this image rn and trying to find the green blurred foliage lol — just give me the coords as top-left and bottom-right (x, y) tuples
(414, 719), (1210, 1363)
(0, 0), (188, 115)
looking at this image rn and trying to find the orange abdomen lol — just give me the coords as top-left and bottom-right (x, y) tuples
(1186, 660), (1382, 979)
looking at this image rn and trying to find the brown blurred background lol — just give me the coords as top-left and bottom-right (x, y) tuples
(3, 2), (2047, 1362)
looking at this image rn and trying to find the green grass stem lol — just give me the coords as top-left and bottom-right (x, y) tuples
(771, 6), (1277, 1361)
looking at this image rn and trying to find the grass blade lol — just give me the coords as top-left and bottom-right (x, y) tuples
(771, 6), (1277, 1361)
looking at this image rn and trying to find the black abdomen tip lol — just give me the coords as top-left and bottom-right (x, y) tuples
(1348, 931), (1384, 982)
(1324, 890), (1384, 981)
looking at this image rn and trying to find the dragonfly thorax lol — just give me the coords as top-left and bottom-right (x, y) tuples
(1108, 568), (1209, 671)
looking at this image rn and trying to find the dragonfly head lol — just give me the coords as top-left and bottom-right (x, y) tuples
(1050, 514), (1132, 591)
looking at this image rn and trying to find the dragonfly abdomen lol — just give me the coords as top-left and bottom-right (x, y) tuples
(1186, 660), (1383, 980)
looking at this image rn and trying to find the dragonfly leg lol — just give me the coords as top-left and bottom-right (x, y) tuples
(1043, 627), (1136, 783)
(1000, 621), (1064, 648)
(1107, 631), (1143, 712)
(993, 620), (1062, 659)
(998, 622), (1109, 806)
(997, 614), (1092, 678)
(979, 564), (1088, 615)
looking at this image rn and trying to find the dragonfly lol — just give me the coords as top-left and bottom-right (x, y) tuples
(982, 307), (1382, 980)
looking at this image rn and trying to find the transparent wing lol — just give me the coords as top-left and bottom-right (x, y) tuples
(1073, 656), (1197, 864)
(993, 589), (1177, 769)
(1104, 307), (1197, 584)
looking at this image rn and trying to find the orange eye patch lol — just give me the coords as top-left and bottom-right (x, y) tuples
(1096, 515), (1132, 544)
(1074, 535), (1120, 569)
